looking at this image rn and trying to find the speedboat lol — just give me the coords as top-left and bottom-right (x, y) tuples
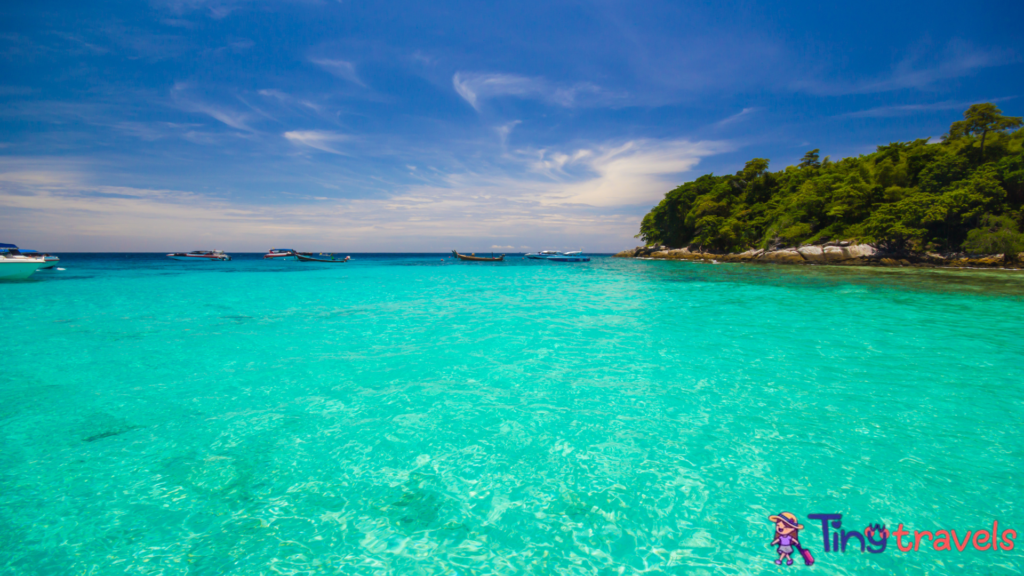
(19, 249), (59, 269)
(524, 250), (562, 260)
(548, 251), (590, 262)
(0, 243), (47, 280)
(263, 248), (298, 260)
(524, 250), (590, 262)
(167, 250), (231, 261)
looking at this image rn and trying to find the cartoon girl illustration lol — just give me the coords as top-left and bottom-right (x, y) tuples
(769, 512), (804, 566)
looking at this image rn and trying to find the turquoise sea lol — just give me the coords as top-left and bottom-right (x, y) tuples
(1, 254), (1023, 575)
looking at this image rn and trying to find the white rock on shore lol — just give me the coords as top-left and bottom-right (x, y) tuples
(614, 242), (1022, 269)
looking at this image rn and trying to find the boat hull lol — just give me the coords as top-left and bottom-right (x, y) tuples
(524, 251), (590, 262)
(38, 256), (59, 269)
(264, 254), (298, 260)
(452, 250), (504, 262)
(167, 255), (230, 261)
(0, 259), (46, 280)
(295, 254), (349, 263)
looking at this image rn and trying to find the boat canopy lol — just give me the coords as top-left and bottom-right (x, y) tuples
(269, 249), (297, 253)
(19, 249), (38, 253)
(0, 243), (17, 249)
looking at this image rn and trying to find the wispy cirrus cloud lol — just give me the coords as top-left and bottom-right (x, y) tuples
(794, 41), (1016, 96)
(311, 58), (365, 86)
(453, 72), (605, 111)
(188, 102), (254, 131)
(258, 89), (323, 113)
(495, 120), (521, 147)
(715, 107), (760, 127)
(283, 130), (349, 155)
(842, 97), (1017, 118)
(171, 83), (257, 132)
(155, 0), (246, 20)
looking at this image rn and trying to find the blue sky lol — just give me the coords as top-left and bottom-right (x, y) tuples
(1, 0), (1021, 252)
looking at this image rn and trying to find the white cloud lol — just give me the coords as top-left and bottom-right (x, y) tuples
(0, 138), (729, 251)
(544, 139), (731, 207)
(311, 58), (365, 86)
(283, 130), (349, 155)
(191, 103), (253, 131)
(258, 89), (324, 114)
(453, 73), (534, 110)
(453, 72), (604, 111)
(171, 83), (256, 132)
(715, 107), (760, 127)
(496, 120), (521, 146)
(258, 89), (289, 101)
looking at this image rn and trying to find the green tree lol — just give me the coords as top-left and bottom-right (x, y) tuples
(799, 149), (821, 169)
(963, 214), (1024, 261)
(947, 103), (1023, 159)
(875, 142), (908, 165)
(924, 167), (1006, 249)
(736, 158), (770, 182)
(861, 196), (929, 251)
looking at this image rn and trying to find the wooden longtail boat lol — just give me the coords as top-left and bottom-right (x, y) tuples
(295, 253), (350, 263)
(452, 250), (504, 262)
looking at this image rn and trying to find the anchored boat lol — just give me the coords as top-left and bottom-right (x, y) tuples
(452, 250), (504, 262)
(524, 250), (562, 260)
(295, 253), (350, 263)
(263, 248), (298, 260)
(524, 250), (590, 262)
(0, 243), (47, 280)
(19, 249), (60, 269)
(548, 251), (590, 262)
(167, 250), (232, 261)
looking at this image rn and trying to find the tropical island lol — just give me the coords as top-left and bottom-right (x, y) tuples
(617, 104), (1024, 268)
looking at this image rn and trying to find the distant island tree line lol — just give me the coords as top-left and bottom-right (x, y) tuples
(636, 104), (1024, 259)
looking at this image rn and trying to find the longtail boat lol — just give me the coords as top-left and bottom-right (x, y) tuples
(452, 250), (504, 262)
(295, 253), (350, 263)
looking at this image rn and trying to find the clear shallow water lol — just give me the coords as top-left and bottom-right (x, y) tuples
(1, 254), (1023, 575)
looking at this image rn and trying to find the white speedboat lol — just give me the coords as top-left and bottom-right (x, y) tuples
(525, 250), (563, 260)
(167, 250), (231, 261)
(0, 243), (47, 280)
(524, 250), (591, 262)
(263, 248), (298, 260)
(548, 251), (590, 262)
(19, 250), (59, 269)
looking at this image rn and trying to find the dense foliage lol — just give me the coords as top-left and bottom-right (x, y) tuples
(637, 104), (1024, 255)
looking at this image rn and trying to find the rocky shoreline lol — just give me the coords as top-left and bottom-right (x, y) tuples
(614, 243), (1024, 269)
